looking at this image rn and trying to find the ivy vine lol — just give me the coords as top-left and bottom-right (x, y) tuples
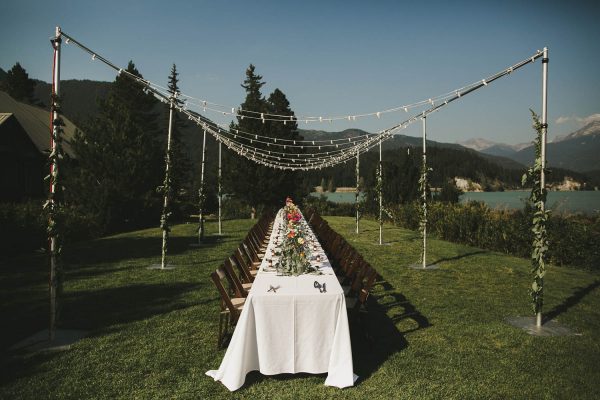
(521, 110), (550, 315)
(375, 161), (383, 224)
(355, 154), (362, 224)
(44, 92), (65, 324)
(158, 145), (173, 262)
(418, 153), (431, 264)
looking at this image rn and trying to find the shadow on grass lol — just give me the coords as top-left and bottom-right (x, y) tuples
(1, 282), (206, 358)
(351, 276), (430, 381)
(60, 282), (203, 332)
(65, 234), (230, 267)
(430, 250), (488, 265)
(545, 280), (600, 322)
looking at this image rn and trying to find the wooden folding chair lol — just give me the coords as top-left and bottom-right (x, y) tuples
(211, 268), (246, 349)
(346, 265), (378, 317)
(232, 251), (255, 283)
(236, 247), (259, 277)
(223, 258), (251, 297)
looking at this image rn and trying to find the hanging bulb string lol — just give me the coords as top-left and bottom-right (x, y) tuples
(61, 29), (543, 127)
(59, 29), (544, 170)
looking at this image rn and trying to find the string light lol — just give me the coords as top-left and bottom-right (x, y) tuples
(59, 29), (544, 170)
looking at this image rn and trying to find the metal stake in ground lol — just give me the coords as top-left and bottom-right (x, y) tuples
(537, 46), (548, 327)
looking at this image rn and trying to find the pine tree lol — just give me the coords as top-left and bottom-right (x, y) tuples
(165, 64), (191, 216)
(5, 62), (36, 103)
(224, 65), (306, 214)
(68, 61), (163, 232)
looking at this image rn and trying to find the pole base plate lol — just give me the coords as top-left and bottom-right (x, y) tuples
(506, 316), (576, 336)
(408, 263), (439, 270)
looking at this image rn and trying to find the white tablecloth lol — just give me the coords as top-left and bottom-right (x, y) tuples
(206, 210), (356, 391)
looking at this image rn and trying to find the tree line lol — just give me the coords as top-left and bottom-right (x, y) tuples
(2, 61), (594, 239)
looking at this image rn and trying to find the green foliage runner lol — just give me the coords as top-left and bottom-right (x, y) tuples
(522, 111), (550, 318)
(44, 70), (65, 339)
(418, 149), (429, 266)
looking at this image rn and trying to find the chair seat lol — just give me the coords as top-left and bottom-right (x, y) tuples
(231, 297), (246, 310)
(242, 282), (252, 291)
(250, 269), (258, 276)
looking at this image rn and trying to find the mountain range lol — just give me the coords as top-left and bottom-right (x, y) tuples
(2, 69), (598, 186)
(458, 120), (600, 173)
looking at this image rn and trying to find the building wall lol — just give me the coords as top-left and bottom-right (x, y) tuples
(0, 116), (45, 201)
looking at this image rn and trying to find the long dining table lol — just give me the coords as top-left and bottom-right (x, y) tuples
(206, 208), (357, 391)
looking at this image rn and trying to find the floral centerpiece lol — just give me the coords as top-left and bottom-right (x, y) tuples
(276, 197), (320, 276)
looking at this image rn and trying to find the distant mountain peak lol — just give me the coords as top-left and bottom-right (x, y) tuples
(458, 138), (497, 151)
(458, 138), (529, 153)
(553, 120), (600, 143)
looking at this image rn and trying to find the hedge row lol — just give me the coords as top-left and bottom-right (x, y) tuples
(388, 201), (600, 270)
(303, 195), (600, 270)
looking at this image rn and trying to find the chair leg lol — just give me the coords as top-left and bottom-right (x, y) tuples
(218, 312), (225, 349)
(218, 311), (231, 349)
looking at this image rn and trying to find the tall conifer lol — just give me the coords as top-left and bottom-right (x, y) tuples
(69, 61), (163, 232)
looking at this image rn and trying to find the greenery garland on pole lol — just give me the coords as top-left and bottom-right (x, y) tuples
(45, 30), (64, 341)
(418, 147), (428, 268)
(218, 142), (223, 235)
(159, 95), (175, 269)
(377, 141), (383, 245)
(197, 129), (208, 243)
(522, 111), (549, 326)
(355, 150), (360, 234)
(418, 114), (432, 268)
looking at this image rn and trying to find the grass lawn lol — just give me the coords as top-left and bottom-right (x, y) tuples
(1, 217), (599, 399)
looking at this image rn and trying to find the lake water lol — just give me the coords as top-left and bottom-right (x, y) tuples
(460, 191), (600, 215)
(310, 191), (600, 215)
(309, 192), (363, 203)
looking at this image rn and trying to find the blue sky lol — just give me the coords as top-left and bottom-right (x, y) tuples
(1, 0), (599, 144)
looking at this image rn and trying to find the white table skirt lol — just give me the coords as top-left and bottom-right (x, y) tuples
(206, 210), (357, 391)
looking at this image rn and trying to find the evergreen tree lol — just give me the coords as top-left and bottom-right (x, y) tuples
(438, 178), (462, 203)
(327, 178), (334, 193)
(68, 61), (163, 232)
(165, 64), (191, 217)
(224, 65), (306, 214)
(5, 62), (35, 103)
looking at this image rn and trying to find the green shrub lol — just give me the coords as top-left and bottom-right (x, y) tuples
(0, 201), (46, 257)
(0, 201), (103, 258)
(379, 201), (599, 270)
(221, 197), (256, 219)
(302, 195), (355, 217)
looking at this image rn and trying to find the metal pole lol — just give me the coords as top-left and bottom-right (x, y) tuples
(161, 98), (174, 269)
(198, 129), (207, 243)
(537, 47), (549, 327)
(422, 115), (427, 269)
(379, 140), (383, 245)
(49, 26), (61, 342)
(355, 149), (360, 234)
(218, 141), (222, 235)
